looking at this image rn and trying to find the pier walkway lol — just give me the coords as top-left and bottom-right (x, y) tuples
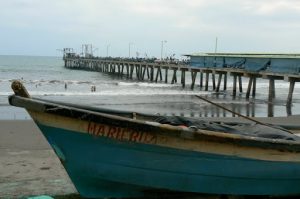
(63, 53), (300, 106)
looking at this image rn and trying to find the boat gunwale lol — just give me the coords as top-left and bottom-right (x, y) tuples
(27, 97), (300, 131)
(8, 94), (300, 152)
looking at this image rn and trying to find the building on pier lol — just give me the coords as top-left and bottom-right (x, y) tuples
(185, 53), (300, 105)
(186, 53), (300, 74)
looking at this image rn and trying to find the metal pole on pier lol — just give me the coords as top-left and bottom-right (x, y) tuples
(106, 44), (110, 57)
(161, 40), (167, 60)
(129, 42), (134, 58)
(214, 37), (218, 53)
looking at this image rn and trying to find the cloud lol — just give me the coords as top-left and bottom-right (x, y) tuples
(0, 0), (300, 56)
(243, 0), (300, 15)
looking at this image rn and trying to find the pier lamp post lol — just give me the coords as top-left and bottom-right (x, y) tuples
(92, 48), (99, 57)
(129, 42), (134, 58)
(161, 40), (167, 60)
(106, 44), (110, 57)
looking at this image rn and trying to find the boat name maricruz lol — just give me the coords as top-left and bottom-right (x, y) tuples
(87, 121), (157, 144)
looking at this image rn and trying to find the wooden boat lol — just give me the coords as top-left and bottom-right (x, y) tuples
(8, 81), (300, 198)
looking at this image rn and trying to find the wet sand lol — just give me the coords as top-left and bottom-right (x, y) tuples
(0, 120), (77, 198)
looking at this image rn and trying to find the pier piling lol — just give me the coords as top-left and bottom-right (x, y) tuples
(165, 67), (169, 83)
(191, 70), (197, 90)
(223, 73), (227, 90)
(171, 69), (177, 84)
(268, 78), (276, 101)
(287, 79), (296, 105)
(205, 71), (209, 91)
(238, 76), (243, 93)
(216, 73), (222, 92)
(200, 72), (203, 88)
(233, 75), (237, 96)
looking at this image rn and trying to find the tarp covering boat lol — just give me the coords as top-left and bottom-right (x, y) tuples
(155, 116), (300, 141)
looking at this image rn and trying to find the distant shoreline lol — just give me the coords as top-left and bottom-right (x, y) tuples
(0, 54), (60, 58)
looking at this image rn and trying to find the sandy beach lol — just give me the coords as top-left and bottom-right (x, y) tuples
(0, 120), (77, 198)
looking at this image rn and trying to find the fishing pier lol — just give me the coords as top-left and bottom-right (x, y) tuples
(63, 51), (300, 106)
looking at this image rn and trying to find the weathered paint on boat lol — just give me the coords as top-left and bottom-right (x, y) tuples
(8, 81), (300, 198)
(29, 110), (300, 163)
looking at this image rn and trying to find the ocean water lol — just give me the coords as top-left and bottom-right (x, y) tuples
(1, 55), (300, 120)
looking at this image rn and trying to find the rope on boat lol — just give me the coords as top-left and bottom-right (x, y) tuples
(195, 95), (294, 134)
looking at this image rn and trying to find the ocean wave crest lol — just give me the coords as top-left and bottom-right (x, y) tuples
(117, 81), (178, 88)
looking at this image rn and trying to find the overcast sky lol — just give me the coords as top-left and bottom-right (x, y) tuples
(1, 0), (300, 57)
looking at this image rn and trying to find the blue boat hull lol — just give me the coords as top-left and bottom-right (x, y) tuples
(37, 123), (300, 198)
